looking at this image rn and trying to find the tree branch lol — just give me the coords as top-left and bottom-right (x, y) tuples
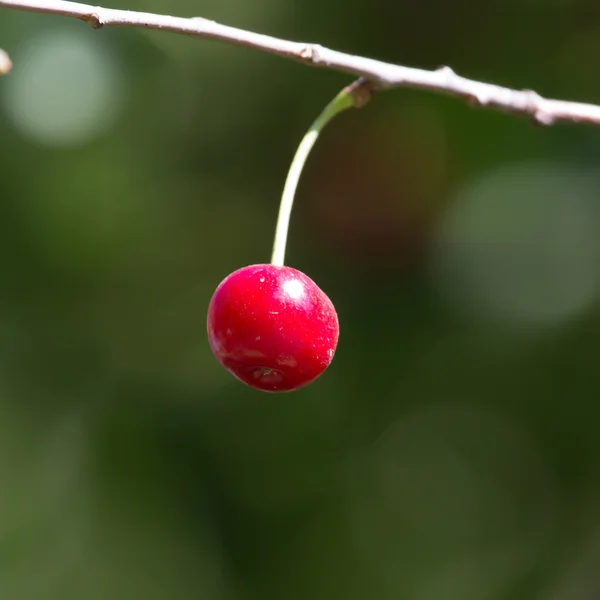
(2, 0), (600, 126)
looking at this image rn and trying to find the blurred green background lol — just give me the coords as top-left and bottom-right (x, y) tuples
(1, 1), (600, 598)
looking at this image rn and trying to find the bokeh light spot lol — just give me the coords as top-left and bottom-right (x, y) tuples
(430, 161), (600, 328)
(1, 29), (126, 147)
(347, 402), (558, 597)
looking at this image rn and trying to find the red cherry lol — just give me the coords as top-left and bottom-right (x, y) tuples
(207, 264), (339, 392)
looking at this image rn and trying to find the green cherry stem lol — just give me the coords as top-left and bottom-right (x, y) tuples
(270, 85), (359, 267)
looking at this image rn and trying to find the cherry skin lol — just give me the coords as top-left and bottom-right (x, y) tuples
(207, 264), (339, 392)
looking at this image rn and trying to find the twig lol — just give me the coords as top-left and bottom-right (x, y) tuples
(0, 48), (12, 74)
(1, 0), (600, 126)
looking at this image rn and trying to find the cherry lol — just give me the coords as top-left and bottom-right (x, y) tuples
(206, 83), (361, 392)
(207, 264), (339, 392)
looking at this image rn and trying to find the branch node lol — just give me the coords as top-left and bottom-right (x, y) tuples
(298, 44), (323, 64)
(436, 65), (457, 87)
(533, 111), (554, 126)
(345, 77), (376, 108)
(436, 65), (455, 76)
(85, 12), (104, 29)
(520, 90), (552, 126)
(191, 17), (216, 25)
(463, 91), (489, 108)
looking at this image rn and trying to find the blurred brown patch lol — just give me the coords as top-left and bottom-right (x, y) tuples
(303, 102), (449, 274)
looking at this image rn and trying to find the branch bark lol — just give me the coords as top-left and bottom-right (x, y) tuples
(2, 0), (600, 126)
